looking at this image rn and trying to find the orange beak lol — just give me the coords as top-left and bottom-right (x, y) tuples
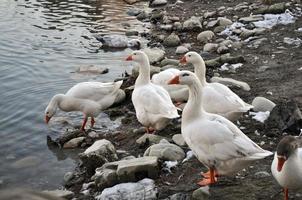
(179, 56), (187, 64)
(277, 156), (286, 172)
(168, 75), (180, 84)
(126, 55), (133, 61)
(45, 115), (51, 124)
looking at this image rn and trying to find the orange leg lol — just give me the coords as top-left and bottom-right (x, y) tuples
(91, 117), (95, 128)
(145, 127), (155, 134)
(284, 188), (288, 200)
(197, 168), (217, 186)
(80, 115), (88, 131)
(201, 170), (219, 179)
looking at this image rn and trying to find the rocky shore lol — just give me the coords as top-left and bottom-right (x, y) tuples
(34, 0), (302, 199)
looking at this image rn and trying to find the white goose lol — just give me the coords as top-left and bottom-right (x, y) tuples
(169, 71), (272, 185)
(271, 135), (302, 200)
(126, 51), (179, 134)
(45, 81), (125, 131)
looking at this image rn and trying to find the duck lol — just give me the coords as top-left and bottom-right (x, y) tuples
(271, 135), (302, 200)
(168, 70), (272, 186)
(126, 50), (179, 134)
(45, 81), (125, 131)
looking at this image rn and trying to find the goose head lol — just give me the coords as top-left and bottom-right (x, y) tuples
(180, 51), (203, 65)
(126, 50), (148, 64)
(44, 94), (61, 124)
(276, 135), (299, 172)
(168, 70), (198, 86)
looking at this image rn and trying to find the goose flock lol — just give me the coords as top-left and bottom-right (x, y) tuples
(45, 50), (302, 200)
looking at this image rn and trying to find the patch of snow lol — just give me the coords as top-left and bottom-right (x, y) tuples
(182, 150), (194, 163)
(283, 37), (302, 46)
(266, 91), (273, 95)
(253, 10), (296, 29)
(250, 111), (270, 123)
(297, 28), (302, 32)
(220, 22), (245, 36)
(220, 63), (243, 71)
(298, 67), (302, 71)
(164, 161), (178, 173)
(81, 189), (90, 196)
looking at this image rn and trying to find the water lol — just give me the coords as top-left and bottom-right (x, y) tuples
(0, 0), (147, 190)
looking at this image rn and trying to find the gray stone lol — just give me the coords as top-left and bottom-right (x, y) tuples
(203, 43), (219, 52)
(239, 15), (264, 23)
(43, 190), (74, 200)
(144, 139), (185, 161)
(206, 20), (218, 28)
(136, 11), (150, 20)
(172, 134), (186, 146)
(132, 127), (146, 134)
(150, 0), (167, 6)
(161, 58), (179, 67)
(136, 133), (169, 145)
(88, 131), (99, 138)
(160, 24), (173, 31)
(163, 33), (181, 47)
(11, 156), (41, 169)
(182, 16), (202, 31)
(216, 45), (229, 54)
(93, 168), (118, 189)
(219, 39), (233, 47)
(63, 172), (74, 184)
(125, 30), (139, 36)
(95, 178), (157, 200)
(213, 25), (226, 33)
(75, 65), (108, 74)
(254, 171), (271, 178)
(79, 139), (118, 175)
(255, 3), (286, 14)
(252, 96), (276, 112)
(126, 8), (142, 16)
(173, 22), (182, 31)
(204, 11), (217, 18)
(192, 186), (210, 200)
(240, 28), (266, 39)
(63, 137), (85, 149)
(217, 17), (232, 26)
(176, 46), (189, 54)
(197, 31), (215, 43)
(142, 47), (165, 64)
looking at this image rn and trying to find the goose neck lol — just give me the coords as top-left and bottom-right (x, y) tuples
(193, 59), (207, 86)
(135, 60), (151, 86)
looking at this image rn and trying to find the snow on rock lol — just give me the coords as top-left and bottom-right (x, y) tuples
(283, 37), (302, 46)
(250, 111), (270, 123)
(163, 161), (178, 173)
(220, 63), (243, 71)
(253, 10), (296, 29)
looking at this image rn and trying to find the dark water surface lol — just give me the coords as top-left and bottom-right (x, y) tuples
(0, 0), (147, 189)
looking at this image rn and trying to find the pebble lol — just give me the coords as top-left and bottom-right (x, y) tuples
(172, 134), (186, 146)
(197, 30), (215, 43)
(142, 47), (166, 64)
(175, 46), (189, 54)
(204, 11), (217, 18)
(150, 0), (168, 7)
(217, 17), (233, 26)
(63, 172), (74, 184)
(203, 43), (219, 52)
(182, 16), (202, 31)
(216, 45), (229, 54)
(136, 133), (169, 145)
(63, 137), (85, 149)
(254, 171), (271, 178)
(252, 96), (276, 112)
(163, 33), (181, 47)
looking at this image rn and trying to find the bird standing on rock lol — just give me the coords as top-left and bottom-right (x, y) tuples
(45, 81), (125, 131)
(126, 50), (179, 134)
(271, 135), (302, 200)
(168, 71), (272, 186)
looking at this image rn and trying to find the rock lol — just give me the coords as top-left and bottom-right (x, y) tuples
(132, 127), (146, 134)
(93, 168), (118, 190)
(136, 11), (150, 21)
(125, 30), (139, 36)
(79, 139), (118, 175)
(75, 65), (108, 74)
(88, 131), (99, 138)
(95, 35), (129, 48)
(173, 22), (182, 31)
(11, 156), (41, 169)
(136, 134), (169, 145)
(43, 190), (74, 200)
(160, 24), (173, 31)
(197, 31), (215, 43)
(217, 17), (232, 26)
(182, 16), (202, 31)
(254, 171), (271, 178)
(123, 0), (141, 4)
(172, 134), (186, 146)
(150, 10), (164, 22)
(252, 97), (276, 112)
(63, 172), (74, 184)
(142, 47), (165, 64)
(144, 139), (185, 161)
(204, 11), (217, 19)
(240, 28), (266, 39)
(213, 25), (226, 33)
(126, 8), (142, 16)
(265, 100), (302, 135)
(176, 46), (189, 54)
(63, 137), (85, 149)
(161, 58), (179, 67)
(203, 43), (218, 52)
(95, 178), (157, 200)
(163, 33), (181, 47)
(165, 193), (190, 200)
(216, 45), (229, 54)
(192, 186), (210, 200)
(255, 3), (286, 14)
(150, 0), (167, 7)
(239, 15), (264, 23)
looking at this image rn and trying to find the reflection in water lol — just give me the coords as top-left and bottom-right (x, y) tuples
(0, 0), (147, 190)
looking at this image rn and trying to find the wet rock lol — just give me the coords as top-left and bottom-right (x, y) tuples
(11, 156), (41, 169)
(164, 193), (190, 200)
(217, 17), (232, 26)
(197, 31), (215, 43)
(142, 47), (165, 64)
(150, 0), (167, 7)
(125, 30), (139, 36)
(63, 172), (74, 184)
(123, 0), (141, 4)
(182, 16), (202, 31)
(192, 186), (210, 200)
(255, 3), (286, 14)
(161, 58), (179, 67)
(172, 134), (186, 146)
(95, 35), (128, 48)
(136, 133), (169, 145)
(254, 171), (271, 178)
(203, 43), (218, 52)
(239, 15), (264, 23)
(63, 137), (85, 149)
(43, 190), (74, 200)
(93, 168), (118, 190)
(163, 33), (181, 47)
(126, 8), (142, 16)
(150, 10), (164, 22)
(176, 46), (189, 54)
(79, 139), (118, 175)
(75, 65), (109, 74)
(144, 139), (185, 161)
(95, 178), (157, 200)
(265, 100), (302, 135)
(252, 96), (276, 112)
(216, 45), (229, 54)
(136, 11), (150, 21)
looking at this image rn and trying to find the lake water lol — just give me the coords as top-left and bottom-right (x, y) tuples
(0, 0), (147, 190)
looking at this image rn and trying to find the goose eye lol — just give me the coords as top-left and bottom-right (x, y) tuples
(46, 112), (49, 114)
(182, 73), (189, 77)
(133, 53), (137, 55)
(188, 55), (191, 57)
